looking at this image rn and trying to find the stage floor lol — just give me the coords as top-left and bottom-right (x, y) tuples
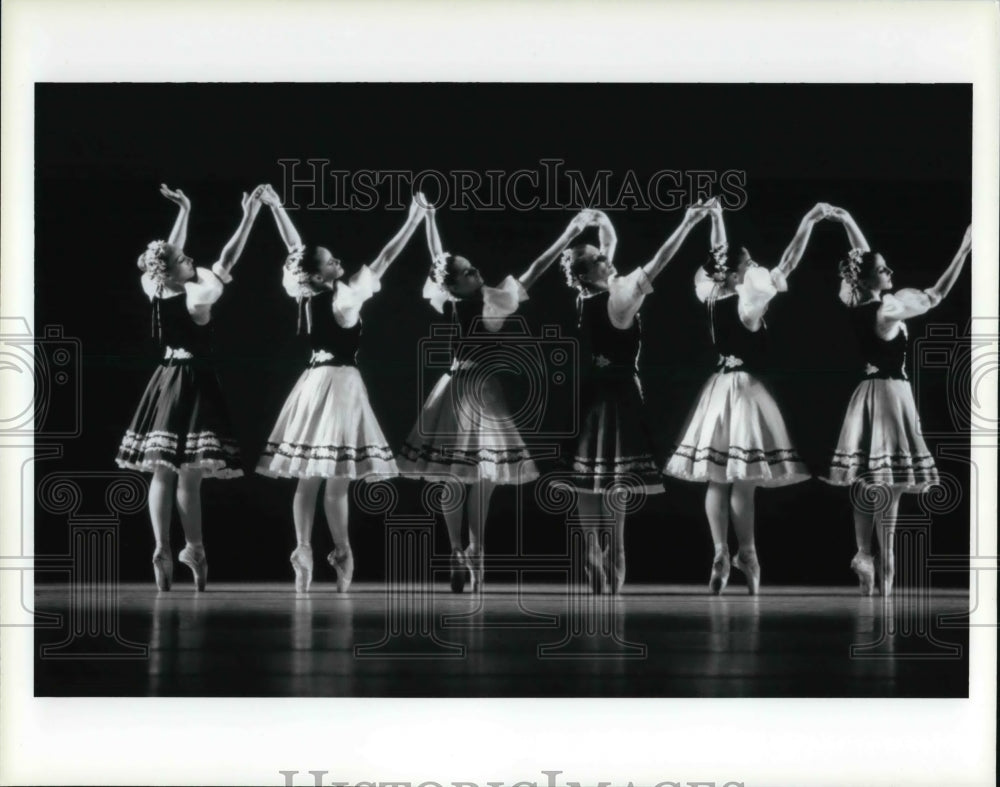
(33, 583), (969, 697)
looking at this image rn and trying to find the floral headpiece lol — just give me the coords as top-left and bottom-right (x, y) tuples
(282, 245), (313, 299)
(708, 243), (730, 282)
(423, 252), (457, 314)
(140, 240), (170, 289)
(838, 247), (866, 306)
(559, 248), (584, 291)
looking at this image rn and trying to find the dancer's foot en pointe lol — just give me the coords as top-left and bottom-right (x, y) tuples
(709, 546), (731, 595)
(731, 549), (760, 596)
(449, 548), (469, 593)
(465, 546), (484, 594)
(604, 546), (626, 595)
(584, 541), (609, 595)
(152, 548), (173, 591)
(851, 551), (876, 597)
(880, 550), (895, 597)
(178, 543), (208, 592)
(328, 547), (354, 593)
(290, 545), (314, 595)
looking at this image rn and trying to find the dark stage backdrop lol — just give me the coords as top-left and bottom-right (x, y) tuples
(34, 84), (972, 586)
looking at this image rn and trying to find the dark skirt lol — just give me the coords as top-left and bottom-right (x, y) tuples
(560, 370), (663, 494)
(116, 361), (243, 478)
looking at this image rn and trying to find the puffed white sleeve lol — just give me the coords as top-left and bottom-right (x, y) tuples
(332, 265), (383, 328)
(878, 288), (941, 323)
(481, 275), (529, 332)
(607, 267), (654, 329)
(694, 268), (716, 303)
(184, 267), (225, 309)
(140, 273), (158, 301)
(736, 265), (788, 327)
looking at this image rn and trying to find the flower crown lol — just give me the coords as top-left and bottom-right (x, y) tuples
(283, 245), (314, 298)
(559, 248), (585, 291)
(708, 243), (730, 282)
(837, 247), (867, 306)
(139, 240), (170, 288)
(429, 251), (452, 289)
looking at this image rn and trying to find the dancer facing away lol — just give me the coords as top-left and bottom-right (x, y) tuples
(824, 210), (971, 596)
(663, 198), (829, 595)
(559, 204), (711, 594)
(398, 205), (593, 592)
(256, 184), (428, 594)
(117, 183), (265, 591)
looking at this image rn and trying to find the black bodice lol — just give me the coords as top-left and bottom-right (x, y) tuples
(154, 294), (213, 357)
(850, 301), (908, 380)
(445, 294), (488, 367)
(304, 289), (362, 366)
(708, 293), (767, 373)
(578, 291), (641, 376)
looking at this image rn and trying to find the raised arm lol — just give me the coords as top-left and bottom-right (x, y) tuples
(927, 224), (972, 301)
(641, 200), (710, 282)
(212, 186), (264, 278)
(518, 210), (591, 291)
(706, 197), (727, 251)
(425, 203), (446, 262)
(590, 209), (618, 264)
(369, 193), (428, 278)
(828, 206), (871, 253)
(775, 202), (830, 278)
(160, 184), (190, 250)
(260, 184), (303, 252)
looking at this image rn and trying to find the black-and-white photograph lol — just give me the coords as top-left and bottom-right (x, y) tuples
(2, 2), (996, 786)
(30, 81), (974, 701)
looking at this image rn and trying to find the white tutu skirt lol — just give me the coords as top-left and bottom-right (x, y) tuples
(823, 378), (938, 492)
(664, 371), (810, 486)
(256, 365), (397, 480)
(397, 369), (538, 485)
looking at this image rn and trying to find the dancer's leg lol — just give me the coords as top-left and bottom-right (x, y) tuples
(874, 486), (904, 596)
(465, 479), (494, 592)
(729, 481), (760, 595)
(575, 492), (609, 594)
(289, 478), (322, 594)
(323, 478), (354, 592)
(705, 481), (731, 593)
(149, 467), (177, 590)
(176, 467), (207, 591)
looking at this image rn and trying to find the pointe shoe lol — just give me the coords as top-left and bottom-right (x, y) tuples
(290, 545), (314, 595)
(328, 547), (354, 593)
(152, 548), (173, 591)
(709, 548), (731, 595)
(584, 545), (609, 595)
(604, 546), (626, 595)
(880, 552), (895, 597)
(465, 546), (484, 593)
(851, 552), (876, 597)
(732, 550), (761, 596)
(178, 544), (208, 592)
(449, 548), (469, 593)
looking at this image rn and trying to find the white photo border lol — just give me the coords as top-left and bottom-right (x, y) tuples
(2, 1), (997, 785)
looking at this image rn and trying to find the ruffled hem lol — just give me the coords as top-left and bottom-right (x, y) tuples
(396, 444), (539, 485)
(256, 455), (398, 480)
(664, 462), (811, 487)
(115, 457), (244, 479)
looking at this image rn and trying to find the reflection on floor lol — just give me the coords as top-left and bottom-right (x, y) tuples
(34, 583), (969, 697)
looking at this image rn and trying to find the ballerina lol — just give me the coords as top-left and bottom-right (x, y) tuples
(559, 204), (711, 593)
(256, 184), (428, 594)
(398, 205), (592, 592)
(824, 209), (971, 596)
(117, 183), (264, 591)
(663, 198), (826, 595)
